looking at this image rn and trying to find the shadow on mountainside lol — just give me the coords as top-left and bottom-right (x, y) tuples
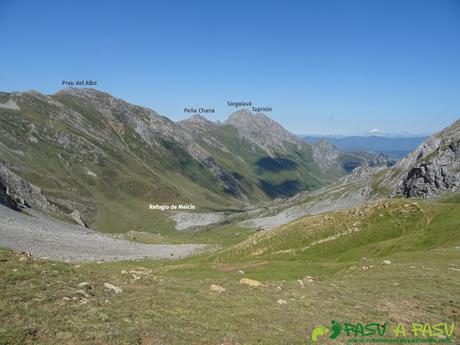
(256, 156), (298, 173)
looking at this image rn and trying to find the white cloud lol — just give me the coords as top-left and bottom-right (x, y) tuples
(367, 128), (385, 135)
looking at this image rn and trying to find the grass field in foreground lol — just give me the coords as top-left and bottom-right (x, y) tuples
(1, 197), (459, 344)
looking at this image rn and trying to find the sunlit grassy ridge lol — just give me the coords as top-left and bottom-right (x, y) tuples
(219, 199), (460, 262)
(159, 196), (460, 282)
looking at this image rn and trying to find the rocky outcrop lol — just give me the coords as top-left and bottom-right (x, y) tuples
(394, 142), (460, 197)
(0, 163), (53, 212)
(0, 163), (90, 227)
(69, 210), (87, 227)
(311, 140), (341, 170)
(391, 119), (460, 198)
(201, 156), (246, 199)
(0, 179), (19, 211)
(312, 140), (392, 173)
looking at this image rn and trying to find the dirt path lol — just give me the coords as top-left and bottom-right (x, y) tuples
(0, 205), (207, 262)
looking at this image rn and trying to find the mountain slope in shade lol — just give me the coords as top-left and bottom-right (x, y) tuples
(180, 112), (330, 199)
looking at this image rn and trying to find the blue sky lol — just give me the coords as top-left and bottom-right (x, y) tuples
(1, 0), (459, 135)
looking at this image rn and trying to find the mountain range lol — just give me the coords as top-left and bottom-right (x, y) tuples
(0, 88), (392, 233)
(1, 88), (459, 236)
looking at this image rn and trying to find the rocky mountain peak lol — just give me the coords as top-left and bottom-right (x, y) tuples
(224, 110), (306, 155)
(253, 112), (274, 122)
(225, 109), (253, 123)
(180, 114), (213, 126)
(55, 88), (137, 113)
(54, 88), (119, 106)
(225, 110), (285, 132)
(56, 87), (103, 95)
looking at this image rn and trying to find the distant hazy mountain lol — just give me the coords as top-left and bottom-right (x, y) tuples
(303, 135), (427, 159)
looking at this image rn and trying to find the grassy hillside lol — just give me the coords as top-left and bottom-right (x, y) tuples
(1, 90), (347, 234)
(210, 197), (460, 279)
(184, 123), (334, 200)
(1, 196), (459, 344)
(0, 91), (247, 234)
